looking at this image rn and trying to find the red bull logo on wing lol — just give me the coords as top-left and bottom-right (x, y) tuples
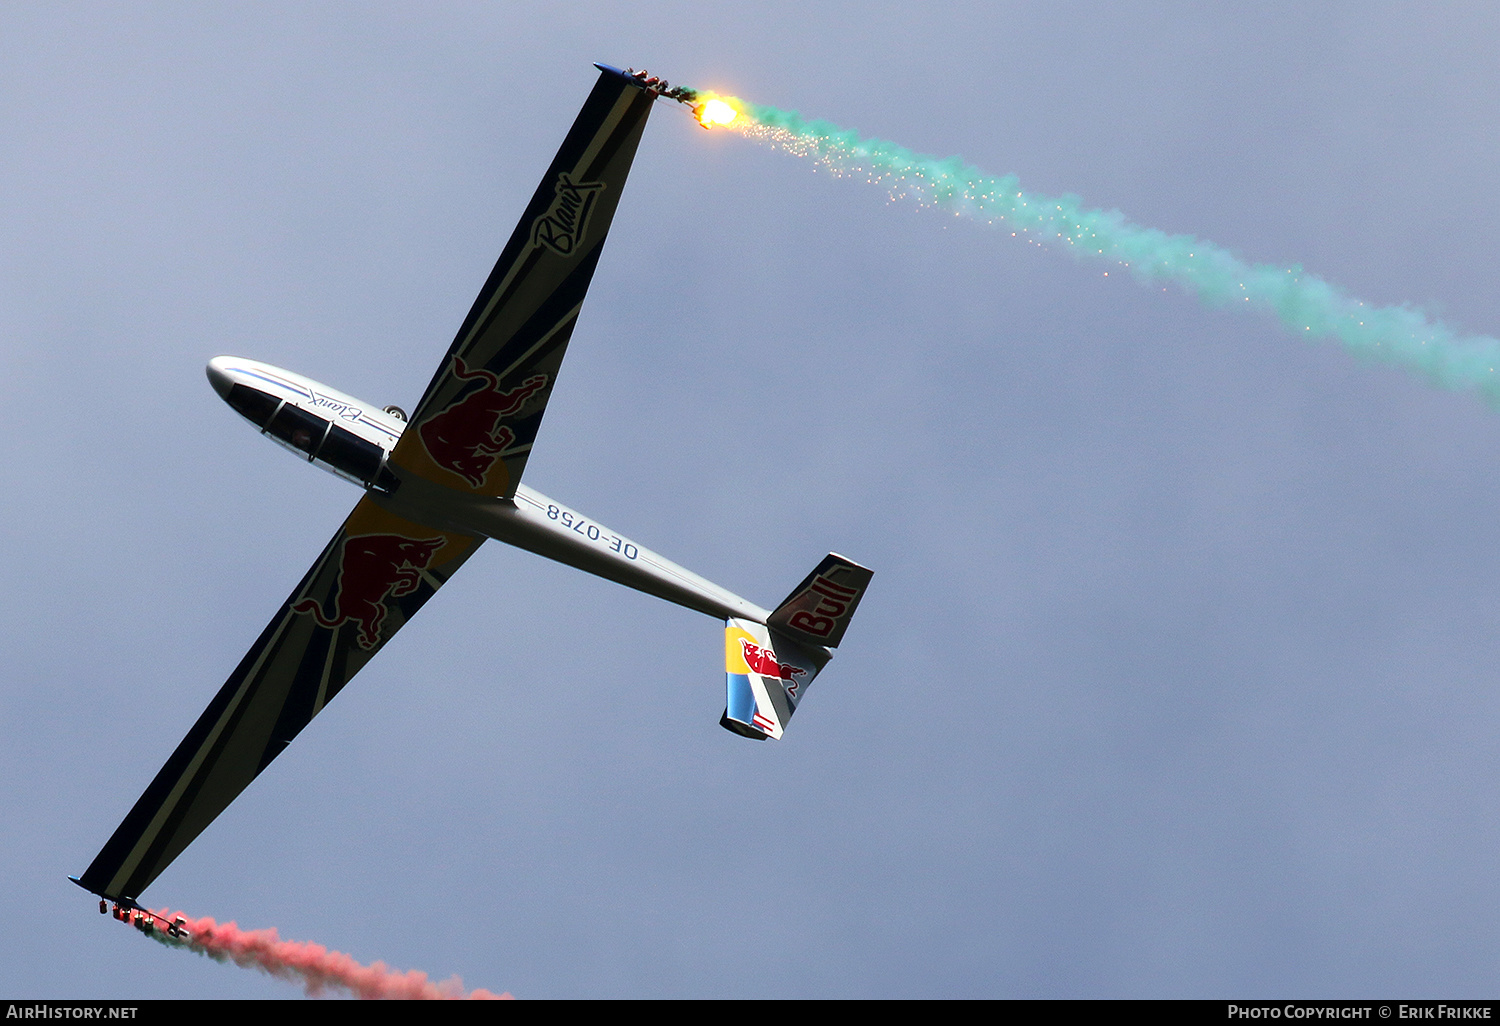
(292, 533), (447, 649)
(417, 357), (548, 489)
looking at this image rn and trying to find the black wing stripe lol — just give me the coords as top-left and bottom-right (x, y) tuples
(262, 619), (337, 773)
(479, 247), (602, 378)
(582, 90), (653, 181)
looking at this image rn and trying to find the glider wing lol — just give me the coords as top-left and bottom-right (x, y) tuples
(389, 68), (655, 498)
(77, 499), (480, 903)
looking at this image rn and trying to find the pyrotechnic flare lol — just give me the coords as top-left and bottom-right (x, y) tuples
(146, 910), (511, 1000)
(694, 97), (737, 129)
(694, 93), (1500, 404)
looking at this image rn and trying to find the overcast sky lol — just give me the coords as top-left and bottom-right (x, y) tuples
(6, 2), (1500, 999)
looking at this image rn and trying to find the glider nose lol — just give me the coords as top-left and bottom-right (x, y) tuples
(205, 356), (237, 400)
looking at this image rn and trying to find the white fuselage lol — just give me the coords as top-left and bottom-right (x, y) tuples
(206, 357), (770, 623)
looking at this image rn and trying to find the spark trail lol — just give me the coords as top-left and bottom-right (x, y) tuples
(705, 94), (1500, 403)
(143, 909), (511, 999)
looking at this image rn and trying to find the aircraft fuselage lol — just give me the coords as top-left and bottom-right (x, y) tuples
(207, 356), (771, 624)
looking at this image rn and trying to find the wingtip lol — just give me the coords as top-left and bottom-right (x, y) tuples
(70, 874), (132, 907)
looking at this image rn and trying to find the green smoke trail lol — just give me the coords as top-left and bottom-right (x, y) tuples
(720, 97), (1500, 403)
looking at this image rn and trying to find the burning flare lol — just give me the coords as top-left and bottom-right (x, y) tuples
(147, 909), (511, 1000)
(694, 97), (738, 129)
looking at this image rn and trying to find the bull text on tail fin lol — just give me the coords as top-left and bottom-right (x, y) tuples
(766, 553), (872, 649)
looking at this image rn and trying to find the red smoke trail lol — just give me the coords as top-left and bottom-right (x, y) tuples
(148, 910), (511, 999)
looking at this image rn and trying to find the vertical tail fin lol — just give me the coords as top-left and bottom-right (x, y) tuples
(766, 553), (873, 649)
(720, 554), (872, 740)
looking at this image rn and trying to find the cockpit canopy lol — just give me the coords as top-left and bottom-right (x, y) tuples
(225, 383), (397, 491)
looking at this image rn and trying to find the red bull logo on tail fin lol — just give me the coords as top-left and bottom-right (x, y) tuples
(417, 357), (548, 489)
(293, 533), (447, 649)
(785, 575), (860, 639)
(740, 638), (807, 700)
(740, 639), (806, 684)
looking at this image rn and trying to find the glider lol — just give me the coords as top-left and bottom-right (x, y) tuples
(73, 64), (871, 911)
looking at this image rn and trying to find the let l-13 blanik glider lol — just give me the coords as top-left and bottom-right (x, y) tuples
(74, 64), (871, 912)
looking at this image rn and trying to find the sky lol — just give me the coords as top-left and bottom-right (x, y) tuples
(5, 1), (1500, 999)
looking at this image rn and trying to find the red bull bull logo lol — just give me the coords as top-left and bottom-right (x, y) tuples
(417, 357), (548, 489)
(740, 639), (806, 686)
(293, 533), (447, 649)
